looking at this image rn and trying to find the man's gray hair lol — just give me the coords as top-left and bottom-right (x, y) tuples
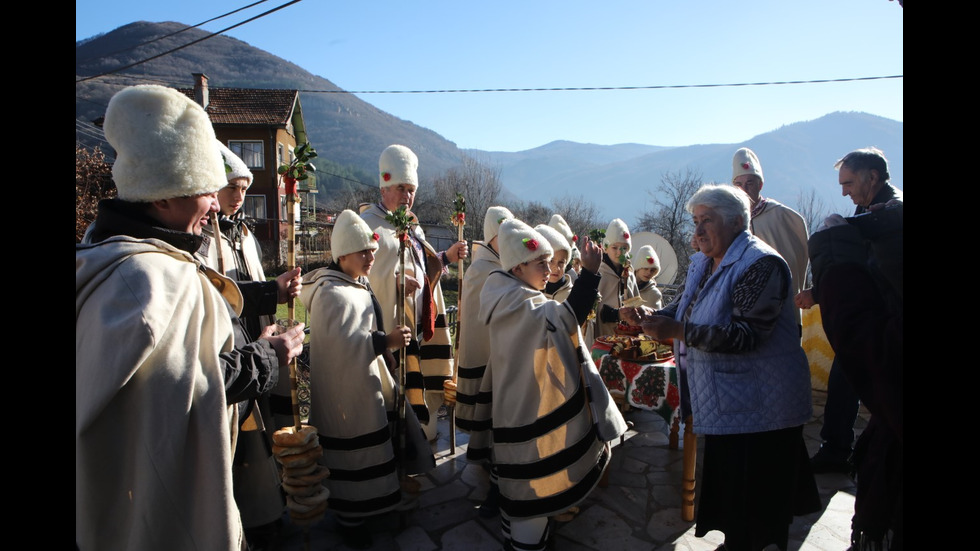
(834, 147), (890, 184)
(686, 184), (751, 232)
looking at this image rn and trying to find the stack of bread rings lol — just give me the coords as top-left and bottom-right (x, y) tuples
(272, 424), (330, 526)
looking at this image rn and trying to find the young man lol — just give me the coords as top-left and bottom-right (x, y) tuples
(76, 85), (305, 550)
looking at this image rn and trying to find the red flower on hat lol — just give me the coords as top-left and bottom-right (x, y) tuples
(741, 162), (750, 170)
(522, 238), (539, 251)
(383, 172), (392, 182)
(572, 235), (578, 242)
(623, 232), (630, 240)
(646, 255), (654, 265)
(372, 232), (380, 241)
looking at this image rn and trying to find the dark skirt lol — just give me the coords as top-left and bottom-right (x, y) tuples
(695, 425), (821, 551)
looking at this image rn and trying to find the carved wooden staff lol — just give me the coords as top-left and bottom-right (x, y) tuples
(385, 206), (413, 486)
(209, 212), (227, 274)
(445, 194), (466, 455)
(283, 174), (303, 432)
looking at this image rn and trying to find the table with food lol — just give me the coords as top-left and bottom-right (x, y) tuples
(591, 323), (681, 447)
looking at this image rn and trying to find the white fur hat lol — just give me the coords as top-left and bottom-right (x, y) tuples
(216, 140), (253, 186)
(548, 213), (579, 259)
(732, 147), (764, 183)
(603, 218), (632, 249)
(484, 205), (515, 243)
(379, 144), (419, 189)
(103, 85), (226, 202)
(331, 209), (380, 260)
(534, 224), (572, 261)
(635, 245), (661, 277)
(498, 219), (553, 272)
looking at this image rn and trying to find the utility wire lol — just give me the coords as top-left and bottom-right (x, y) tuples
(75, 0), (304, 84)
(76, 0), (272, 64)
(298, 74), (903, 95)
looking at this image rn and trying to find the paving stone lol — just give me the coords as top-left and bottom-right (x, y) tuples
(438, 520), (501, 551)
(556, 503), (653, 550)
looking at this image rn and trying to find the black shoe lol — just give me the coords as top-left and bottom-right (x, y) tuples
(479, 482), (500, 518)
(810, 447), (851, 474)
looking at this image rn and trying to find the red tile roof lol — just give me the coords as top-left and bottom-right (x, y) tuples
(178, 87), (298, 126)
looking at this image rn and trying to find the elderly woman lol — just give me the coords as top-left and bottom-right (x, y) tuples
(624, 184), (819, 551)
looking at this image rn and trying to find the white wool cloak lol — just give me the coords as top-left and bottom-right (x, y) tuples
(595, 260), (639, 338)
(300, 267), (408, 516)
(454, 242), (497, 439)
(360, 203), (453, 422)
(750, 199), (809, 325)
(76, 236), (242, 551)
(470, 270), (628, 519)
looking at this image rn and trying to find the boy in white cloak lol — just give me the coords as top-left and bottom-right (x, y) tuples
(300, 209), (434, 548)
(634, 244), (664, 310)
(535, 224), (574, 303)
(470, 219), (627, 551)
(595, 218), (640, 338)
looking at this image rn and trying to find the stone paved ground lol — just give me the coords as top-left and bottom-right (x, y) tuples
(280, 390), (866, 551)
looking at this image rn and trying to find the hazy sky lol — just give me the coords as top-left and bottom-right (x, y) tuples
(76, 0), (903, 152)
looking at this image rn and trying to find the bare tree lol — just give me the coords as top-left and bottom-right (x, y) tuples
(508, 200), (552, 228)
(76, 144), (116, 243)
(551, 193), (602, 239)
(323, 182), (378, 214)
(635, 168), (702, 276)
(424, 155), (503, 242)
(795, 187), (829, 237)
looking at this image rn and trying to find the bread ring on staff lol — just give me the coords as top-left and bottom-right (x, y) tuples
(273, 437), (320, 457)
(273, 425), (318, 447)
(283, 464), (330, 487)
(282, 462), (319, 477)
(622, 296), (646, 308)
(276, 445), (322, 469)
(282, 480), (320, 497)
(288, 501), (327, 520)
(292, 485), (329, 506)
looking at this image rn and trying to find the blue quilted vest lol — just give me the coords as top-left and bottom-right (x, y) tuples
(675, 231), (811, 435)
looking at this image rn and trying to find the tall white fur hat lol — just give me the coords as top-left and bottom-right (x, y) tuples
(103, 85), (226, 202)
(548, 214), (577, 245)
(732, 147), (764, 183)
(498, 219), (553, 272)
(534, 224), (571, 261)
(332, 209), (380, 260)
(484, 205), (515, 243)
(603, 218), (632, 249)
(379, 144), (419, 189)
(635, 245), (661, 277)
(216, 140), (253, 186)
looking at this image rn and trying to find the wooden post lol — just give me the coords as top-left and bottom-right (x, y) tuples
(681, 414), (697, 522)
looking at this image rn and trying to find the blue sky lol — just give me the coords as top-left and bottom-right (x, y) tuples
(76, 0), (903, 152)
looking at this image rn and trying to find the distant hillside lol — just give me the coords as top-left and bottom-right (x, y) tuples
(468, 113), (903, 223)
(75, 21), (467, 184)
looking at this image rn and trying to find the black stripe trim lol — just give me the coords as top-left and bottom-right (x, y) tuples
(412, 404), (430, 424)
(495, 424), (599, 480)
(423, 375), (450, 390)
(317, 426), (390, 451)
(466, 445), (491, 462)
(456, 418), (492, 432)
(457, 365), (486, 380)
(475, 391), (492, 405)
(406, 339), (421, 355)
(328, 489), (401, 514)
(327, 457), (397, 482)
(434, 314), (448, 327)
(493, 384), (585, 444)
(420, 344), (453, 360)
(498, 444), (609, 518)
(405, 371), (425, 389)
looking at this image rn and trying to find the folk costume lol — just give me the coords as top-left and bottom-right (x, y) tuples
(595, 218), (640, 339)
(301, 265), (434, 518)
(468, 219), (627, 550)
(76, 83), (253, 551)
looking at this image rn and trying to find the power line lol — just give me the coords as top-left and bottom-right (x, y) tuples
(76, 0), (272, 64)
(75, 0), (304, 84)
(297, 75), (902, 95)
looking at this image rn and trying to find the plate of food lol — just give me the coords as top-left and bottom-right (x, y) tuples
(595, 334), (674, 362)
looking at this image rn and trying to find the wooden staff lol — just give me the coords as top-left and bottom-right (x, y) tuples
(284, 175), (303, 432)
(682, 414), (697, 522)
(395, 225), (409, 484)
(446, 195), (466, 455)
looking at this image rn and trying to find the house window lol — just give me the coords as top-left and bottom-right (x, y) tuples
(229, 141), (264, 169)
(244, 195), (267, 221)
(278, 143), (285, 168)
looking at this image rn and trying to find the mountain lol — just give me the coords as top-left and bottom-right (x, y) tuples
(76, 22), (903, 225)
(75, 21), (467, 183)
(470, 113), (902, 222)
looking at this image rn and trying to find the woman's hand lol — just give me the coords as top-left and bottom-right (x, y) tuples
(640, 316), (683, 341)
